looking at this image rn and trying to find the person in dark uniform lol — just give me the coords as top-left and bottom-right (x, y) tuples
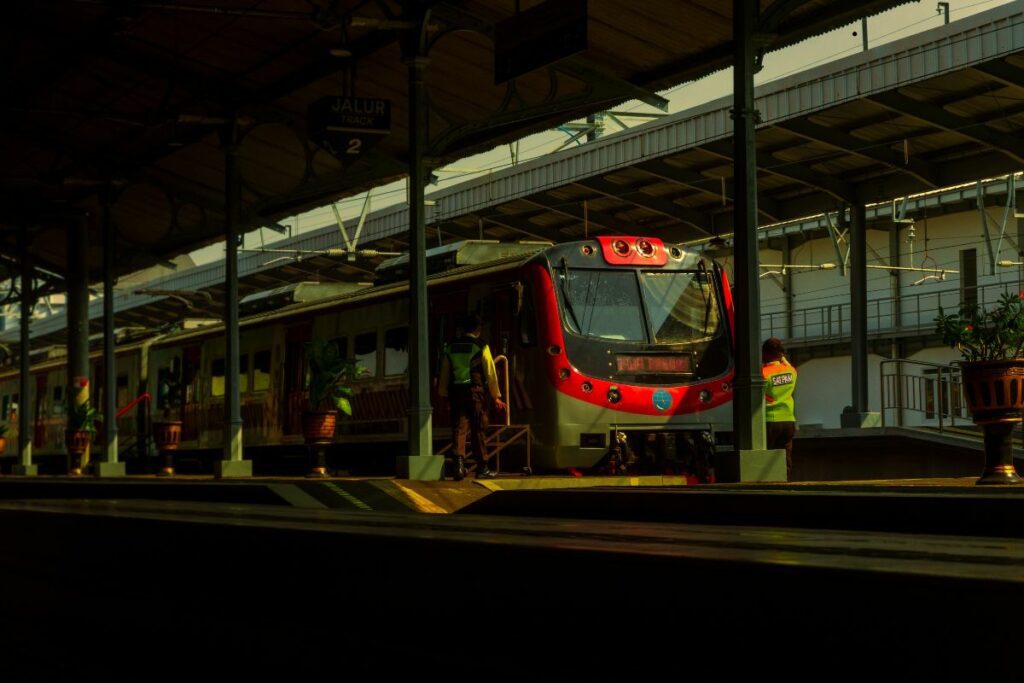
(762, 337), (797, 480)
(438, 313), (506, 480)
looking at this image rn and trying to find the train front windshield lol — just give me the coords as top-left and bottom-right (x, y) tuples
(557, 269), (722, 342)
(555, 267), (729, 381)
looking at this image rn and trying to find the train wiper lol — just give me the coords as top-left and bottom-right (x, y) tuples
(559, 257), (583, 333)
(698, 261), (712, 337)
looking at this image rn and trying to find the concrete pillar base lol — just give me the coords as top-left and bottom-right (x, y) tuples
(840, 411), (882, 429)
(396, 455), (444, 481)
(215, 460), (252, 479)
(94, 462), (126, 477)
(714, 448), (787, 483)
(12, 464), (38, 476)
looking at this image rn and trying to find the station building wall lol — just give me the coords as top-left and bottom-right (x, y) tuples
(731, 204), (1021, 427)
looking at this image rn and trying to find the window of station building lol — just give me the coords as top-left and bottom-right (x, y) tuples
(354, 331), (377, 378)
(384, 327), (409, 376)
(211, 358), (225, 397)
(239, 354), (249, 393)
(253, 350), (272, 392)
(52, 386), (64, 414)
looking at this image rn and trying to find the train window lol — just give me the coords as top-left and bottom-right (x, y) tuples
(239, 354), (250, 393)
(640, 272), (721, 343)
(519, 282), (537, 346)
(253, 350), (272, 392)
(354, 331), (377, 378)
(555, 269), (646, 342)
(211, 358), (225, 397)
(330, 337), (349, 359)
(384, 327), (409, 376)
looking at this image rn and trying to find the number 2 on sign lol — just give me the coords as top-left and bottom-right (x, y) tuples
(347, 139), (362, 155)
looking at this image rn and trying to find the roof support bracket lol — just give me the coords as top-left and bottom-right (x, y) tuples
(825, 210), (850, 276)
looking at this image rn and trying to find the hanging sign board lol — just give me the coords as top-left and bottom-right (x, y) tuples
(494, 0), (588, 84)
(308, 96), (391, 160)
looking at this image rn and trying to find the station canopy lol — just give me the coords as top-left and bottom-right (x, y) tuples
(1, 0), (916, 282)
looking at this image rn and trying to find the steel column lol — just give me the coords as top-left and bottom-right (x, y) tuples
(103, 195), (117, 464)
(782, 236), (794, 339)
(16, 229), (36, 475)
(218, 121), (249, 477)
(889, 223), (903, 427)
(850, 203), (869, 413)
(731, 0), (766, 452)
(406, 54), (433, 460)
(67, 218), (91, 473)
(97, 192), (124, 476)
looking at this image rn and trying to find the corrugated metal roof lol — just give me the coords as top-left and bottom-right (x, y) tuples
(1, 0), (915, 278)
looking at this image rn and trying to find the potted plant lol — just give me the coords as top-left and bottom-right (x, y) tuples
(936, 291), (1024, 484)
(0, 424), (7, 455)
(153, 371), (183, 477)
(66, 400), (101, 476)
(302, 339), (356, 477)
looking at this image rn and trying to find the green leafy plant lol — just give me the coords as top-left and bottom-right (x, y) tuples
(935, 292), (1024, 361)
(306, 338), (357, 415)
(67, 399), (103, 433)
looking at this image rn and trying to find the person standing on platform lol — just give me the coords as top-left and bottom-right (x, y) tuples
(762, 337), (797, 480)
(438, 313), (506, 481)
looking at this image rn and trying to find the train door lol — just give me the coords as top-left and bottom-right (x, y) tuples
(488, 283), (519, 422)
(33, 373), (46, 449)
(428, 288), (468, 428)
(282, 323), (312, 435)
(180, 345), (202, 441)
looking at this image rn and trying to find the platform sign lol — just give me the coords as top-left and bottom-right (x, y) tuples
(308, 96), (391, 161)
(494, 0), (588, 84)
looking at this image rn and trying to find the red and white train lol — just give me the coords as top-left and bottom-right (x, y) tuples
(0, 236), (735, 475)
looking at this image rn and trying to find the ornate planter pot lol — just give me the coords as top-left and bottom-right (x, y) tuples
(302, 410), (337, 477)
(153, 421), (183, 477)
(0, 436), (6, 456)
(961, 359), (1024, 485)
(64, 429), (91, 476)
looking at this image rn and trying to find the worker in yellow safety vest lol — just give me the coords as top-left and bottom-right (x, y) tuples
(439, 313), (506, 481)
(762, 337), (797, 480)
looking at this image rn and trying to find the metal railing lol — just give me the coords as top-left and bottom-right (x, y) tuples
(763, 281), (1019, 341)
(879, 358), (966, 433)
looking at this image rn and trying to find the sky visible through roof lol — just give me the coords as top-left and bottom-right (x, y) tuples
(179, 0), (1017, 267)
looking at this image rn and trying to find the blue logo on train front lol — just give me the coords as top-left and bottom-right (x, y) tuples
(652, 389), (672, 412)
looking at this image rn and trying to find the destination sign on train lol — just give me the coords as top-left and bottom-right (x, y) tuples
(616, 354), (692, 374)
(308, 96), (391, 161)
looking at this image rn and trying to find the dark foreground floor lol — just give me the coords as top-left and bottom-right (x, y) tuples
(0, 498), (1021, 680)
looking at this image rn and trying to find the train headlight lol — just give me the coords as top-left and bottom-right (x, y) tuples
(607, 386), (621, 404)
(581, 244), (596, 256)
(612, 239), (631, 257)
(581, 381), (593, 393)
(669, 247), (684, 260)
(636, 239), (656, 257)
(699, 389), (713, 404)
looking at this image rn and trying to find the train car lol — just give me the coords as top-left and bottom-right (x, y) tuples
(0, 237), (735, 475)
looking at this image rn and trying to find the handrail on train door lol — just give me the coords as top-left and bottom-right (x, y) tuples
(493, 355), (511, 426)
(116, 392), (151, 419)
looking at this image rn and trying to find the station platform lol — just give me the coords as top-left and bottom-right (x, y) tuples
(0, 473), (692, 514)
(0, 495), (1021, 679)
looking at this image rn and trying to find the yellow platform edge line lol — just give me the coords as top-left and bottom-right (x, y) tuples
(389, 481), (449, 514)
